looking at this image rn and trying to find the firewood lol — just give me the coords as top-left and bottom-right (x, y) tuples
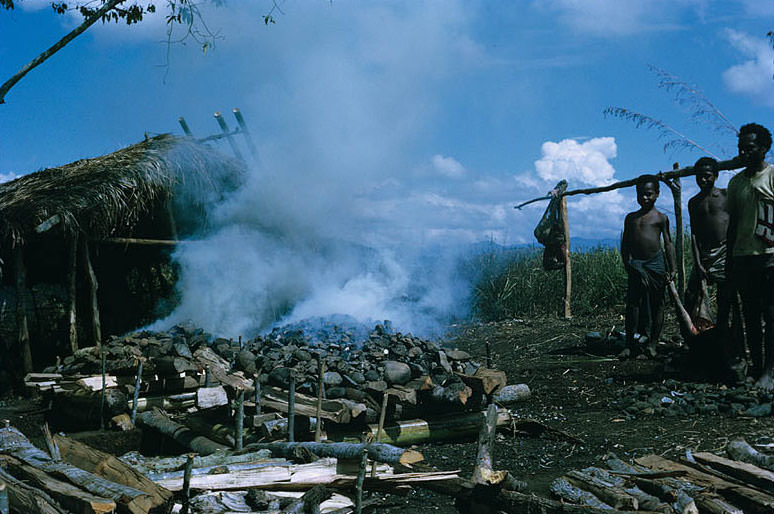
(76, 376), (118, 391)
(727, 439), (774, 472)
(196, 386), (228, 410)
(472, 404), (507, 486)
(693, 451), (774, 494)
(0, 427), (152, 514)
(244, 441), (424, 466)
(491, 489), (665, 514)
(280, 484), (332, 513)
(565, 470), (638, 511)
(1, 455), (116, 514)
(151, 357), (198, 375)
(258, 385), (351, 424)
(0, 465), (67, 514)
(549, 477), (612, 509)
(53, 435), (172, 509)
(135, 409), (228, 456)
(456, 368), (507, 395)
(123, 449), (275, 477)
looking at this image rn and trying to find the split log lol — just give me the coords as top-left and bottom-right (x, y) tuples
(456, 368), (507, 395)
(490, 489), (665, 514)
(472, 403), (507, 486)
(76, 376), (118, 391)
(0, 466), (67, 514)
(693, 451), (774, 494)
(196, 386), (228, 410)
(565, 470), (638, 510)
(637, 454), (774, 513)
(727, 439), (774, 472)
(135, 409), (228, 456)
(146, 459), (291, 483)
(327, 408), (513, 446)
(121, 449), (273, 476)
(549, 477), (612, 509)
(131, 393), (195, 413)
(259, 385), (351, 424)
(1, 455), (116, 514)
(0, 427), (151, 514)
(245, 442), (424, 467)
(151, 357), (198, 375)
(53, 435), (172, 509)
(281, 484), (332, 513)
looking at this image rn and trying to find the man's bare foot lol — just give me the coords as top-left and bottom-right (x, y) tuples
(754, 370), (774, 391)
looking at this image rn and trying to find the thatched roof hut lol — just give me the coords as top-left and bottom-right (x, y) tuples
(0, 135), (245, 381)
(0, 133), (244, 246)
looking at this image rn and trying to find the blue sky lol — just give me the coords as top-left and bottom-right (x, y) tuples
(1, 1), (773, 334)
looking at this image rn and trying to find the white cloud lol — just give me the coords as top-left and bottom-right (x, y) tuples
(722, 30), (774, 108)
(431, 154), (466, 178)
(0, 173), (16, 184)
(534, 137), (617, 186)
(539, 0), (698, 36)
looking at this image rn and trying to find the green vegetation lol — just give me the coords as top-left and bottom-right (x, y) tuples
(472, 245), (628, 321)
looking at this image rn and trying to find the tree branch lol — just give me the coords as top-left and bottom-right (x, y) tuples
(0, 0), (126, 104)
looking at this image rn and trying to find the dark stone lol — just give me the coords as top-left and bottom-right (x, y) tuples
(384, 361), (411, 385)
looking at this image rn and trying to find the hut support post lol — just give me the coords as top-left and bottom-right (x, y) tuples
(68, 235), (78, 354)
(14, 246), (33, 374)
(80, 238), (102, 347)
(560, 196), (572, 319)
(665, 163), (685, 299)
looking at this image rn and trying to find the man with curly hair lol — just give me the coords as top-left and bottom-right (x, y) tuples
(727, 123), (774, 389)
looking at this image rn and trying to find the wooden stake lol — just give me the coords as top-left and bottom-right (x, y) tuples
(214, 111), (244, 160)
(80, 238), (101, 347)
(560, 196), (572, 319)
(232, 108), (259, 160)
(99, 350), (106, 431)
(370, 393), (390, 477)
(67, 235), (78, 354)
(254, 375), (262, 415)
(0, 480), (7, 514)
(235, 389), (245, 451)
(14, 246), (33, 374)
(355, 446), (368, 514)
(181, 453), (195, 514)
(485, 339), (492, 368)
(40, 423), (60, 461)
(204, 366), (211, 388)
(288, 372), (296, 443)
(472, 403), (503, 485)
(668, 162), (686, 298)
(315, 357), (324, 442)
(130, 360), (143, 426)
(178, 116), (193, 137)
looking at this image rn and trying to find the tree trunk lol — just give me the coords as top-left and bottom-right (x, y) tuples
(135, 409), (228, 456)
(244, 442), (423, 467)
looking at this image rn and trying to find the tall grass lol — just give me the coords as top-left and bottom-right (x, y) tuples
(472, 245), (628, 320)
(473, 236), (695, 321)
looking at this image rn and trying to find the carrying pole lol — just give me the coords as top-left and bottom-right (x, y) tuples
(561, 196), (572, 319)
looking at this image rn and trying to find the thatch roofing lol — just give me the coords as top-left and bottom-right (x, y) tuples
(0, 134), (244, 246)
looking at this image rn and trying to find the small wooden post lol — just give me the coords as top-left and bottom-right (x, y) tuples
(178, 116), (194, 137)
(472, 403), (499, 485)
(667, 162), (686, 299)
(130, 360), (143, 425)
(181, 453), (195, 514)
(370, 393), (390, 477)
(288, 372), (296, 443)
(254, 374), (262, 415)
(41, 422), (61, 461)
(99, 349), (106, 431)
(0, 480), (8, 514)
(214, 111), (244, 160)
(67, 234), (78, 354)
(204, 366), (211, 388)
(81, 238), (101, 347)
(234, 388), (245, 451)
(355, 446), (369, 514)
(314, 357), (324, 442)
(485, 339), (492, 368)
(14, 245), (33, 374)
(232, 108), (259, 160)
(560, 196), (572, 319)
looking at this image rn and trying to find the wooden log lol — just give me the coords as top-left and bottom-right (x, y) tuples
(549, 477), (612, 509)
(196, 386), (228, 410)
(693, 451), (774, 494)
(492, 489), (665, 514)
(15, 246), (33, 374)
(561, 194), (572, 318)
(125, 449), (274, 477)
(371, 393), (390, 477)
(581, 467), (671, 513)
(637, 454), (774, 513)
(80, 238), (101, 347)
(281, 484), (332, 513)
(181, 454), (194, 514)
(0, 480), (8, 514)
(76, 375), (119, 392)
(131, 393), (195, 413)
(288, 373), (296, 443)
(456, 368), (507, 395)
(606, 457), (698, 514)
(0, 427), (151, 514)
(152, 357), (198, 375)
(135, 409), (228, 456)
(145, 459), (290, 483)
(244, 442), (424, 467)
(259, 385), (351, 424)
(472, 403), (506, 486)
(0, 464), (68, 514)
(1, 455), (116, 514)
(727, 439), (774, 472)
(68, 235), (78, 355)
(666, 165), (686, 297)
(53, 434), (172, 509)
(315, 358), (324, 442)
(327, 408), (513, 446)
(565, 470), (638, 511)
(235, 389), (245, 451)
(355, 447), (368, 514)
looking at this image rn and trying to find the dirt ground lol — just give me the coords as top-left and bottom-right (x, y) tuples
(2, 314), (773, 513)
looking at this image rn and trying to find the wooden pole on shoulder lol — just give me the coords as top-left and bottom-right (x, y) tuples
(665, 163), (685, 299)
(14, 246), (33, 374)
(560, 196), (572, 319)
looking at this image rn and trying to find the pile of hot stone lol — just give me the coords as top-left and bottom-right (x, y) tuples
(613, 379), (774, 419)
(46, 316), (488, 424)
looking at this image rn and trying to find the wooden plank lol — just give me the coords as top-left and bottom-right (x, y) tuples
(0, 466), (67, 514)
(693, 452), (774, 494)
(54, 435), (172, 509)
(636, 454), (774, 513)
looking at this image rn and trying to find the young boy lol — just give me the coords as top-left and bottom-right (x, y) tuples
(686, 157), (745, 378)
(727, 123), (774, 390)
(621, 175), (676, 358)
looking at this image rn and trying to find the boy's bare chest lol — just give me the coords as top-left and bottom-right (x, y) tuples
(693, 194), (726, 219)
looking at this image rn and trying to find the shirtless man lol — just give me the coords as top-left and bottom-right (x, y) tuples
(621, 175), (676, 357)
(727, 123), (774, 390)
